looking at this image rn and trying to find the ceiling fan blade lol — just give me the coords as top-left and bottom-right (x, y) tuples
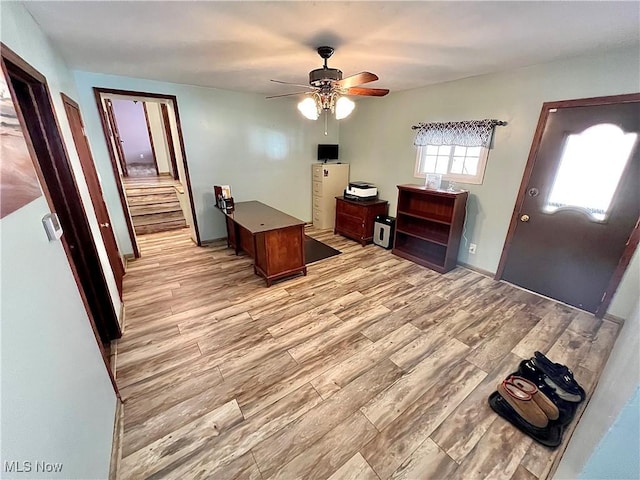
(345, 87), (390, 97)
(266, 91), (310, 99)
(270, 79), (314, 89)
(336, 72), (379, 89)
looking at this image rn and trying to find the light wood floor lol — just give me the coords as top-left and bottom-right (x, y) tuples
(115, 227), (620, 480)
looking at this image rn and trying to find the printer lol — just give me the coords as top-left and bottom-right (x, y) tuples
(344, 181), (378, 201)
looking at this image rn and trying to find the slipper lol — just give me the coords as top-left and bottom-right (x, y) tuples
(488, 391), (564, 448)
(508, 376), (559, 421)
(498, 379), (549, 428)
(515, 361), (580, 426)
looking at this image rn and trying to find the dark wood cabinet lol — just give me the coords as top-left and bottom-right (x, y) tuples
(334, 196), (389, 246)
(392, 185), (468, 273)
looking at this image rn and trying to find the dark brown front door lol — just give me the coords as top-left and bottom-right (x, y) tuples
(498, 95), (639, 314)
(62, 93), (125, 297)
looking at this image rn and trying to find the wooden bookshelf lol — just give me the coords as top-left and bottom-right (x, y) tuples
(392, 185), (468, 273)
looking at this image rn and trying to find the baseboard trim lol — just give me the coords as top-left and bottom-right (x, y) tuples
(108, 400), (124, 480)
(200, 236), (227, 246)
(603, 312), (625, 326)
(456, 261), (494, 278)
(123, 253), (135, 270)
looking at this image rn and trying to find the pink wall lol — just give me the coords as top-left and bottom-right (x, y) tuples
(111, 99), (154, 166)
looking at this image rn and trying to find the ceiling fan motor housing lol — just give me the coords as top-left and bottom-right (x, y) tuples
(309, 67), (343, 87)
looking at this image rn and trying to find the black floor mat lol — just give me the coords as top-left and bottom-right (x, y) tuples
(304, 236), (340, 264)
(488, 391), (564, 448)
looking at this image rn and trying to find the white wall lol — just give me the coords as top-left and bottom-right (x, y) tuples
(73, 71), (339, 245)
(339, 46), (640, 320)
(0, 2), (117, 478)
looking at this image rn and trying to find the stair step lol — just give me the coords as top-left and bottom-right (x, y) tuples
(130, 203), (182, 216)
(132, 211), (187, 226)
(135, 220), (187, 235)
(125, 186), (176, 196)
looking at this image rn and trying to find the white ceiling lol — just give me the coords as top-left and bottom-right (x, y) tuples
(23, 1), (640, 96)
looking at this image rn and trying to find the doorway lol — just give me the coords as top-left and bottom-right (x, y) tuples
(94, 88), (201, 256)
(496, 94), (640, 317)
(61, 93), (125, 297)
(1, 44), (121, 394)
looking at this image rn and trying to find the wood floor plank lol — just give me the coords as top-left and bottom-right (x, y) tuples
(430, 352), (525, 463)
(270, 411), (378, 480)
(362, 338), (471, 431)
(311, 323), (422, 399)
(579, 319), (620, 374)
(119, 399), (244, 479)
(326, 453), (380, 480)
(388, 438), (458, 480)
(251, 360), (403, 479)
(511, 304), (576, 359)
(145, 383), (322, 479)
(451, 417), (533, 480)
(361, 358), (486, 479)
(466, 310), (541, 372)
(116, 342), (201, 389)
(123, 364), (223, 427)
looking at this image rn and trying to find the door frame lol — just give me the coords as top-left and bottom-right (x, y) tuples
(161, 103), (180, 180)
(1, 44), (121, 397)
(495, 93), (640, 317)
(142, 101), (160, 176)
(104, 98), (129, 177)
(93, 87), (202, 257)
(61, 92), (125, 298)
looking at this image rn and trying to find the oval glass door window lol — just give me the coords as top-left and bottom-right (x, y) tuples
(545, 124), (637, 221)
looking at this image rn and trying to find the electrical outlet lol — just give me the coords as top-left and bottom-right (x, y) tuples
(469, 243), (477, 254)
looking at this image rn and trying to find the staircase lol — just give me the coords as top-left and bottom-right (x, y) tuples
(123, 178), (187, 235)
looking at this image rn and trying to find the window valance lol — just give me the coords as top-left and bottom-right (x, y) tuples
(412, 119), (506, 148)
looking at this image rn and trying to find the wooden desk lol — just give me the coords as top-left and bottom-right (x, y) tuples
(224, 201), (306, 286)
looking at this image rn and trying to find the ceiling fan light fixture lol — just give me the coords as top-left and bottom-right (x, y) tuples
(297, 97), (319, 120)
(335, 96), (355, 120)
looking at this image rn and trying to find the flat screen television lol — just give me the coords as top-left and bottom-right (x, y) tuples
(317, 144), (339, 162)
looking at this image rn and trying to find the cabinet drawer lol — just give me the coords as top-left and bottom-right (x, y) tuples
(337, 200), (367, 217)
(312, 165), (323, 181)
(313, 196), (322, 210)
(336, 213), (364, 236)
(313, 181), (323, 196)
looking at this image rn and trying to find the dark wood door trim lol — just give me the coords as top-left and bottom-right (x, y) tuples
(142, 102), (160, 176)
(61, 92), (125, 298)
(104, 99), (129, 177)
(93, 87), (202, 246)
(161, 103), (180, 180)
(495, 92), (640, 317)
(1, 43), (121, 398)
(93, 91), (140, 258)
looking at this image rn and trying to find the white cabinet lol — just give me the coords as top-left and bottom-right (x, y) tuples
(312, 163), (349, 229)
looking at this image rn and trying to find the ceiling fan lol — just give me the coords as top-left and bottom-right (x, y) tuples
(267, 46), (389, 120)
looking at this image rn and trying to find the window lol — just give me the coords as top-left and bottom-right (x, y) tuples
(544, 123), (636, 221)
(414, 144), (489, 184)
